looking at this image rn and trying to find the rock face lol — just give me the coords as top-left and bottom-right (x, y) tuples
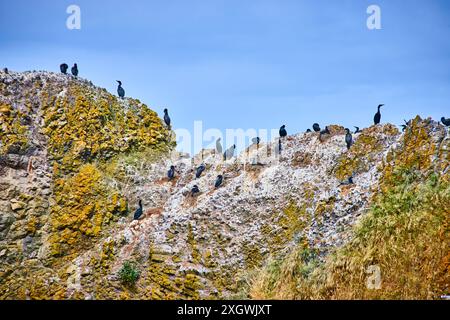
(0, 70), (448, 300)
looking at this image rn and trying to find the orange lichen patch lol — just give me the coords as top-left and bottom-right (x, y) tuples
(0, 103), (29, 154)
(49, 164), (127, 257)
(334, 124), (399, 180)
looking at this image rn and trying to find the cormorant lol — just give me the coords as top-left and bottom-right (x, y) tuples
(195, 163), (206, 179)
(313, 123), (321, 132)
(345, 128), (353, 150)
(191, 185), (200, 197)
(133, 200), (143, 220)
(252, 137), (260, 147)
(306, 129), (312, 133)
(71, 63), (78, 77)
(60, 63), (68, 74)
(162, 108), (171, 128)
(215, 175), (223, 189)
(223, 144), (236, 161)
(374, 104), (384, 125)
(441, 117), (450, 127)
(216, 138), (223, 155)
(354, 126), (362, 134)
(339, 177), (354, 186)
(319, 126), (331, 142)
(168, 165), (175, 180)
(117, 80), (125, 98)
(2, 67), (8, 74)
(279, 125), (287, 138)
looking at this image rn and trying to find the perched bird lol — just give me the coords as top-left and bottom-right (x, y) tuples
(354, 126), (362, 134)
(279, 125), (287, 138)
(313, 123), (321, 132)
(71, 63), (78, 77)
(195, 163), (206, 179)
(167, 165), (175, 180)
(306, 129), (312, 133)
(319, 126), (331, 142)
(223, 144), (236, 161)
(216, 138), (223, 155)
(441, 117), (450, 127)
(345, 128), (353, 150)
(374, 104), (384, 125)
(133, 200), (143, 220)
(60, 63), (68, 74)
(252, 137), (261, 147)
(191, 185), (200, 197)
(215, 175), (223, 189)
(163, 109), (171, 128)
(117, 80), (125, 98)
(339, 177), (354, 186)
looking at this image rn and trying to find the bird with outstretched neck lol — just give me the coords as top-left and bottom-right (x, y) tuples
(215, 175), (223, 189)
(374, 104), (384, 125)
(345, 128), (353, 150)
(163, 109), (171, 129)
(71, 63), (78, 77)
(216, 138), (223, 155)
(354, 126), (362, 134)
(117, 81), (125, 99)
(223, 144), (236, 161)
(133, 200), (143, 220)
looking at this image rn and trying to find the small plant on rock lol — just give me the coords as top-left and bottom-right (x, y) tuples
(118, 261), (140, 286)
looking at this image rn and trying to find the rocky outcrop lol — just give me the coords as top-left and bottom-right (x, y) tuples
(0, 70), (448, 300)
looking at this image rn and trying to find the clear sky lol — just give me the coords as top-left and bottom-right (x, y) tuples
(1, 0), (449, 155)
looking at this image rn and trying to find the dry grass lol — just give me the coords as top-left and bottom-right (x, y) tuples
(248, 172), (449, 300)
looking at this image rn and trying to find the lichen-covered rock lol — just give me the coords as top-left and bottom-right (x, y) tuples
(1, 70), (448, 300)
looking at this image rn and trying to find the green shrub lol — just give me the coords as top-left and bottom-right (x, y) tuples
(118, 261), (140, 286)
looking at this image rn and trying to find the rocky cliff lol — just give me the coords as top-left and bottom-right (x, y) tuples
(0, 70), (448, 300)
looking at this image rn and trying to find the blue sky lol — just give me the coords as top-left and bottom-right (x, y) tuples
(1, 0), (449, 155)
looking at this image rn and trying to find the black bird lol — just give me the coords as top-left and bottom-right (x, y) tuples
(195, 163), (206, 179)
(374, 104), (384, 125)
(400, 124), (407, 132)
(60, 63), (68, 74)
(354, 126), (362, 134)
(345, 128), (353, 150)
(215, 175), (223, 189)
(279, 125), (287, 138)
(306, 129), (312, 133)
(3, 68), (8, 74)
(191, 185), (200, 197)
(216, 138), (223, 155)
(441, 117), (450, 127)
(339, 177), (354, 186)
(252, 137), (261, 147)
(117, 80), (125, 98)
(223, 144), (236, 161)
(313, 123), (321, 132)
(163, 108), (171, 128)
(319, 126), (331, 142)
(133, 200), (143, 220)
(71, 63), (78, 77)
(167, 165), (175, 180)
